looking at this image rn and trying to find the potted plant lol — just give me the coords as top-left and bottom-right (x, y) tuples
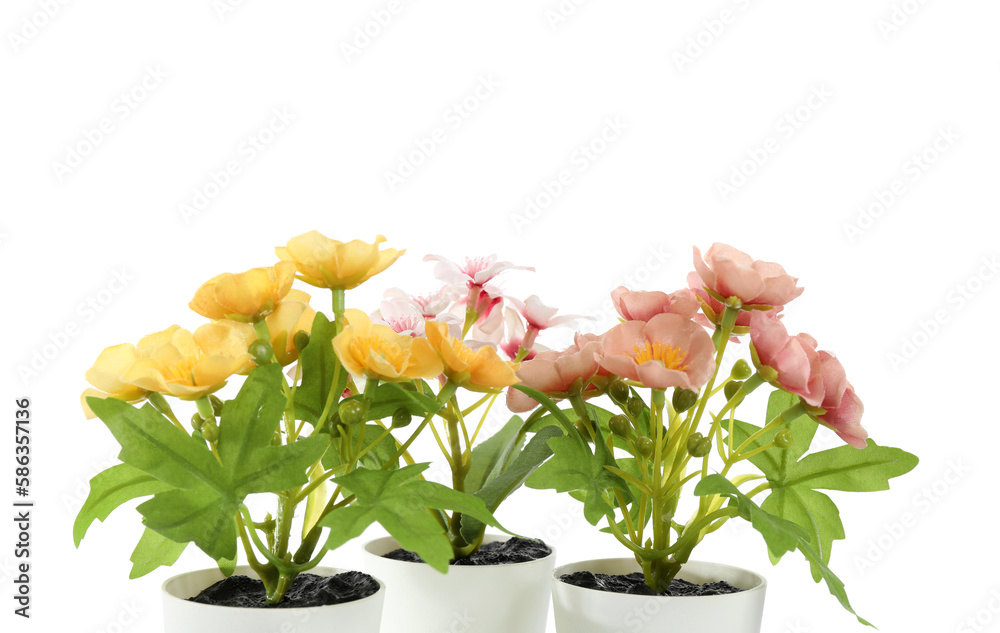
(358, 256), (574, 633)
(74, 231), (507, 632)
(510, 243), (919, 632)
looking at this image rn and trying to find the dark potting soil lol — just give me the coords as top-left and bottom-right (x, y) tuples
(560, 571), (744, 597)
(187, 571), (379, 608)
(384, 537), (551, 566)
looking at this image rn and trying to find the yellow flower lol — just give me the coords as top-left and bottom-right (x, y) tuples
(424, 321), (519, 391)
(332, 309), (442, 382)
(122, 324), (251, 400)
(275, 231), (404, 290)
(265, 289), (317, 365)
(189, 262), (297, 322)
(193, 319), (257, 375)
(80, 343), (148, 419)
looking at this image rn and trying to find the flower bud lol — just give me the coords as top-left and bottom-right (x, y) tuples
(249, 339), (274, 366)
(293, 330), (310, 352)
(210, 395), (224, 416)
(201, 419), (219, 443)
(687, 433), (711, 457)
(338, 399), (367, 427)
(672, 388), (698, 413)
(191, 413), (205, 432)
(724, 381), (743, 401)
(627, 397), (644, 419)
(609, 381), (630, 404)
(636, 436), (655, 458)
(730, 359), (752, 380)
(391, 408), (412, 429)
(609, 415), (631, 438)
(774, 429), (793, 449)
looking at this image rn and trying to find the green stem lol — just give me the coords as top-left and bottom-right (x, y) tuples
(331, 288), (346, 334)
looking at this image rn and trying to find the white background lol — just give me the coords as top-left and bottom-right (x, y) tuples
(2, 1), (999, 632)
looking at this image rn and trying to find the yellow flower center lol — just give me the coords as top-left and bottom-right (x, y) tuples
(632, 342), (688, 371)
(160, 353), (205, 386)
(449, 339), (478, 365)
(352, 336), (406, 372)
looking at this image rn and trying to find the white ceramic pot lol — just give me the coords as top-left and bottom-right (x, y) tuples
(162, 565), (385, 633)
(551, 558), (766, 633)
(362, 535), (555, 633)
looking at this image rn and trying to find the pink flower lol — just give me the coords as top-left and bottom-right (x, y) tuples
(611, 287), (700, 322)
(816, 351), (848, 410)
(383, 286), (459, 320)
(508, 295), (586, 330)
(598, 314), (715, 391)
(687, 272), (782, 332)
(506, 333), (604, 412)
(816, 387), (867, 449)
(424, 254), (532, 319)
(749, 311), (824, 407)
(693, 244), (803, 308)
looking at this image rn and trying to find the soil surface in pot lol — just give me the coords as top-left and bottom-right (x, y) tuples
(561, 571), (743, 597)
(187, 571), (379, 608)
(384, 537), (551, 566)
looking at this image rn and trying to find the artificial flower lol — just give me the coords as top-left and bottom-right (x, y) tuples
(506, 333), (604, 412)
(815, 387), (867, 449)
(276, 231), (404, 289)
(265, 289), (316, 365)
(749, 311), (825, 407)
(424, 320), (519, 391)
(80, 344), (148, 418)
(189, 262), (296, 321)
(332, 309), (443, 382)
(121, 325), (251, 400)
(611, 287), (700, 322)
(693, 243), (803, 308)
(598, 313), (714, 391)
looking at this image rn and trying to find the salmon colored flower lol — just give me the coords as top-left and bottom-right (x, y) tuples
(276, 231), (404, 290)
(611, 287), (700, 322)
(598, 314), (714, 390)
(693, 243), (803, 309)
(121, 325), (251, 400)
(189, 262), (297, 322)
(80, 344), (149, 418)
(749, 311), (824, 407)
(506, 333), (604, 412)
(332, 309), (443, 382)
(424, 320), (519, 391)
(815, 387), (867, 449)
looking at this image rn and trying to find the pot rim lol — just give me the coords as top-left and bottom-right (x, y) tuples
(362, 533), (557, 569)
(161, 564), (386, 611)
(552, 557), (767, 599)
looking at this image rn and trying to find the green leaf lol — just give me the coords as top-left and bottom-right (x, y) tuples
(761, 488), (843, 576)
(526, 428), (630, 526)
(74, 463), (172, 546)
(694, 475), (871, 626)
(88, 398), (228, 491)
(326, 463), (505, 572)
(727, 390), (917, 582)
(137, 487), (238, 561)
(694, 475), (806, 559)
(460, 425), (562, 543)
(128, 527), (187, 579)
(89, 365), (327, 564)
(465, 415), (528, 495)
(363, 382), (442, 421)
(294, 313), (347, 425)
(784, 442), (919, 493)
